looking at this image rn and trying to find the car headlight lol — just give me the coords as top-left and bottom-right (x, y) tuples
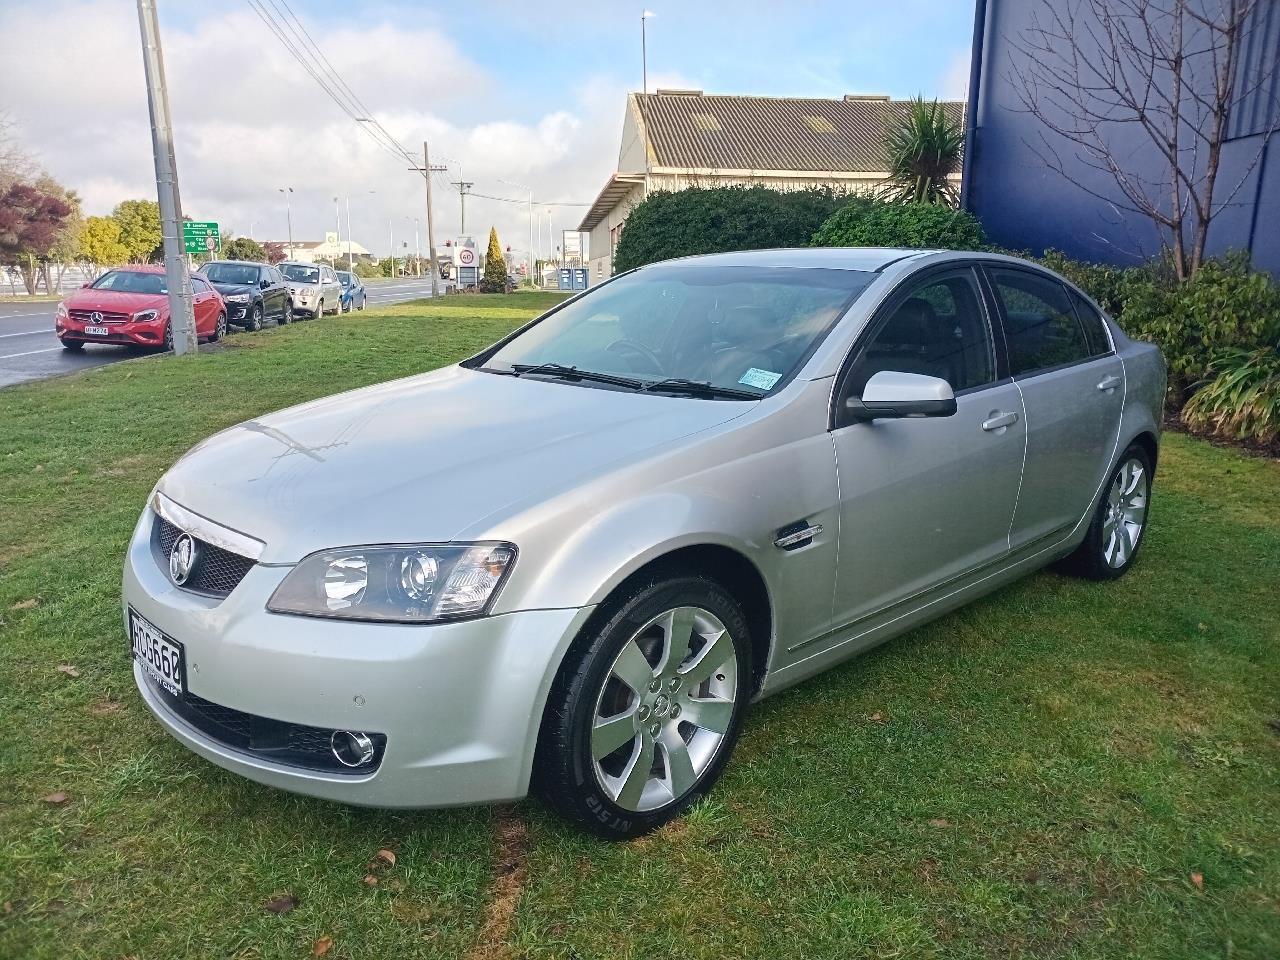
(55, 304), (68, 320)
(267, 542), (516, 623)
(133, 309), (160, 322)
(225, 293), (250, 304)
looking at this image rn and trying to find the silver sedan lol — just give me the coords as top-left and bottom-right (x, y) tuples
(123, 248), (1165, 838)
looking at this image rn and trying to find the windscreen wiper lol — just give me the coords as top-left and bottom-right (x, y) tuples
(508, 362), (643, 390)
(639, 378), (763, 400)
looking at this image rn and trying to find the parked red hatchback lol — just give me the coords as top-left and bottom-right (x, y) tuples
(55, 266), (227, 351)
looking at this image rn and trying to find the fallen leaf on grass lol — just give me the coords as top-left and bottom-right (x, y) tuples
(362, 874), (378, 886)
(263, 893), (299, 914)
(312, 936), (333, 957)
(11, 598), (38, 610)
(868, 711), (887, 723)
(370, 848), (396, 869)
(41, 792), (69, 806)
(56, 665), (81, 678)
(1190, 871), (1204, 890)
(928, 818), (951, 828)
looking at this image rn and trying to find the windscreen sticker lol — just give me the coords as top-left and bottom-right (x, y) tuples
(738, 367), (782, 390)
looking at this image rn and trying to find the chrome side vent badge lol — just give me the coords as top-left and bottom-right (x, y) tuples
(774, 521), (823, 551)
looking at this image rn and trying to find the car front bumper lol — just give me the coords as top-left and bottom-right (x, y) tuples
(57, 316), (166, 346)
(122, 506), (591, 808)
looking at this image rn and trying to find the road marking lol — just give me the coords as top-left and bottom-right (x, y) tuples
(0, 346), (61, 360)
(0, 329), (50, 338)
(0, 311), (54, 319)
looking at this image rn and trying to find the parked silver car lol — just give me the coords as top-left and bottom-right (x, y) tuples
(279, 261), (343, 319)
(123, 248), (1165, 838)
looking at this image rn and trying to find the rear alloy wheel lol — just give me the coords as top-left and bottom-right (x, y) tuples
(1059, 443), (1153, 580)
(336, 296), (344, 315)
(246, 303), (264, 332)
(163, 321), (174, 352)
(211, 311), (227, 342)
(314, 300), (323, 319)
(537, 574), (752, 839)
(280, 302), (293, 325)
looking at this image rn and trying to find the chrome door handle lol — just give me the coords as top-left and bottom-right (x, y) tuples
(1097, 375), (1122, 392)
(982, 411), (1019, 432)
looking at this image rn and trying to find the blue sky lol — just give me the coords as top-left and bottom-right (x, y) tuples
(2, 0), (975, 258)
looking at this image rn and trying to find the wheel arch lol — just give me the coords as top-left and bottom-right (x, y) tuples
(569, 541), (775, 699)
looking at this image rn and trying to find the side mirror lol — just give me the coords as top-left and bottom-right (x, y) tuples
(81, 282), (91, 288)
(261, 278), (272, 288)
(845, 371), (957, 422)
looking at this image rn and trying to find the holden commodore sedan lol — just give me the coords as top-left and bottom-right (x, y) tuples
(124, 248), (1165, 838)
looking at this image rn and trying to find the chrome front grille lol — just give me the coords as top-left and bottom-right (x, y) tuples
(153, 513), (256, 598)
(69, 309), (130, 323)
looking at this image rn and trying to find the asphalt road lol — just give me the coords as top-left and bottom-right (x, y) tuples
(0, 276), (444, 389)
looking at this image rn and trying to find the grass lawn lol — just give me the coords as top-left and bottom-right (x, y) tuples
(1, 292), (1277, 959)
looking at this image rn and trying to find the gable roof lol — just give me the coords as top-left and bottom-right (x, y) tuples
(633, 91), (964, 173)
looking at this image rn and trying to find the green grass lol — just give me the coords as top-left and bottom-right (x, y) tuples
(1, 292), (1277, 959)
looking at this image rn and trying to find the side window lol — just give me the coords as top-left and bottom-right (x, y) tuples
(1067, 289), (1112, 357)
(846, 269), (994, 398)
(990, 268), (1090, 376)
(191, 276), (209, 293)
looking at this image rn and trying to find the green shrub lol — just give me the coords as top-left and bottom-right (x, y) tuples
(811, 197), (985, 249)
(1182, 347), (1280, 443)
(611, 186), (845, 272)
(1038, 249), (1147, 318)
(1115, 253), (1280, 398)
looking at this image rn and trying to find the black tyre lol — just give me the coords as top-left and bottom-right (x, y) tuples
(61, 339), (84, 352)
(1058, 443), (1153, 580)
(536, 573), (752, 840)
(246, 303), (264, 332)
(162, 321), (173, 352)
(210, 311), (227, 342)
(280, 301), (293, 325)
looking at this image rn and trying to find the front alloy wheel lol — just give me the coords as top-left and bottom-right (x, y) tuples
(246, 304), (263, 332)
(537, 574), (751, 839)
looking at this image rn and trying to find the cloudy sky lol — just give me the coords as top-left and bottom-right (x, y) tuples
(0, 0), (973, 264)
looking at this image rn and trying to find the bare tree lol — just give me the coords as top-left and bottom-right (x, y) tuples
(1008, 0), (1277, 279)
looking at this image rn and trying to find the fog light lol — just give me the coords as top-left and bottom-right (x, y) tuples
(330, 730), (376, 767)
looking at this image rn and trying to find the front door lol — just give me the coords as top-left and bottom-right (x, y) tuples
(830, 266), (1025, 630)
(984, 266), (1125, 551)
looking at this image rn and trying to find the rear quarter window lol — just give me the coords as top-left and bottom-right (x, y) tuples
(1068, 289), (1113, 357)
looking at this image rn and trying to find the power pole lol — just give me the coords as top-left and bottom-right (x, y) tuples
(451, 177), (474, 234)
(136, 0), (196, 355)
(408, 143), (447, 298)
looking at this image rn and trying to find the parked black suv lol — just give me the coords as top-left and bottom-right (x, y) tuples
(199, 260), (293, 331)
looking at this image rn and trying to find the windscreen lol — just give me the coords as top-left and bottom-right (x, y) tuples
(203, 263), (260, 285)
(91, 271), (167, 294)
(281, 264), (321, 283)
(484, 264), (873, 395)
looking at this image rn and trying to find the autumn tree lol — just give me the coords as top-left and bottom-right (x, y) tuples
(0, 180), (76, 293)
(112, 199), (163, 263)
(263, 241), (286, 264)
(79, 215), (130, 276)
(480, 227), (508, 292)
(1009, 0), (1279, 279)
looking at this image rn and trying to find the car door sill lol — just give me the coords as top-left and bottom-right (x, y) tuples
(786, 523), (1075, 655)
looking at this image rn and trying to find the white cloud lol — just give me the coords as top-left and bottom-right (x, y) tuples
(0, 1), (625, 264)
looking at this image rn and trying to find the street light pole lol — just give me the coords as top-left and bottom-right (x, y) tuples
(278, 187), (293, 258)
(136, 0), (196, 355)
(344, 195), (353, 272)
(422, 142), (442, 298)
(389, 218), (394, 277)
(333, 196), (342, 268)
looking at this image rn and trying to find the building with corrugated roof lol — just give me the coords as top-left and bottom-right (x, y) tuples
(579, 90), (964, 282)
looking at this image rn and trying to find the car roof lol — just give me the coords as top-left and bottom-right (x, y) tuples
(104, 264), (166, 274)
(650, 247), (939, 272)
(203, 259), (264, 267)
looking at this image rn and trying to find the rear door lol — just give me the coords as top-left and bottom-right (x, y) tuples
(190, 276), (217, 335)
(984, 265), (1124, 551)
(829, 265), (1025, 630)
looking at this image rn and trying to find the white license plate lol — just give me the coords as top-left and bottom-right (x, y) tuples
(129, 607), (185, 698)
(84, 325), (109, 336)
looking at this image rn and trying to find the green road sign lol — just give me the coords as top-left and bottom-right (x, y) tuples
(182, 221), (220, 254)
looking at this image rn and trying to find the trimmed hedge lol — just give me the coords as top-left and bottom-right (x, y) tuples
(611, 186), (845, 272)
(811, 197), (986, 250)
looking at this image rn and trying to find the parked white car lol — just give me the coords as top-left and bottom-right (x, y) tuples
(279, 261), (342, 319)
